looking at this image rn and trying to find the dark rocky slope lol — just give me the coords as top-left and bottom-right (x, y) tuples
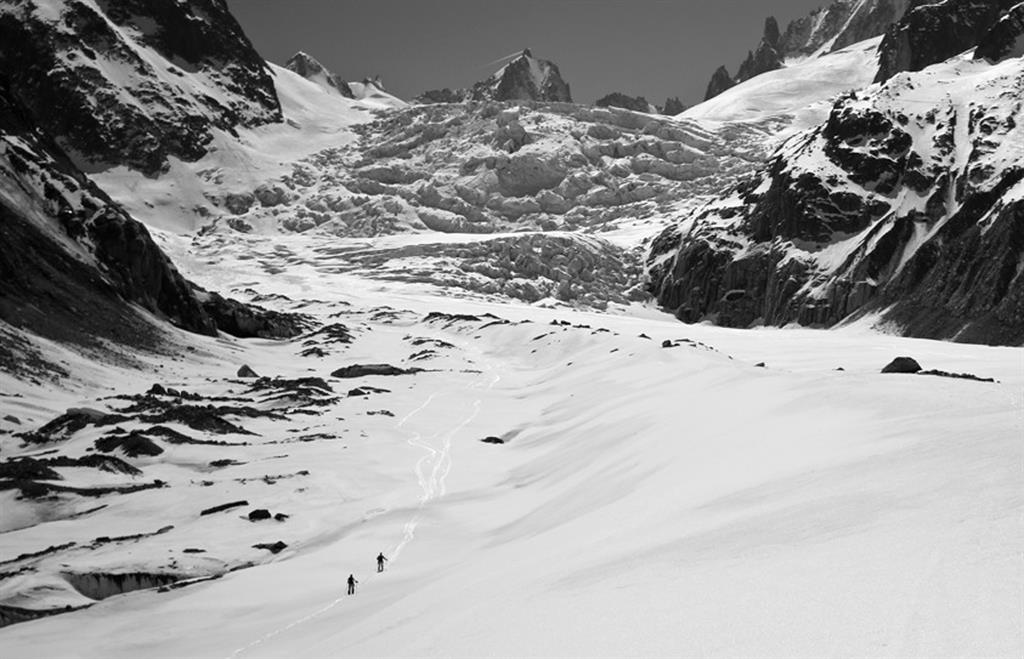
(0, 2), (307, 367)
(0, 86), (217, 346)
(0, 0), (281, 176)
(974, 3), (1024, 62)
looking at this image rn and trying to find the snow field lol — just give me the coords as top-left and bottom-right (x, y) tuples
(1, 279), (1020, 657)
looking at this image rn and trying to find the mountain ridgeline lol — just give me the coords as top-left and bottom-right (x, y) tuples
(705, 0), (912, 100)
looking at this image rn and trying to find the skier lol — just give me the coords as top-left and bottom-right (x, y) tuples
(376, 552), (388, 573)
(347, 574), (358, 595)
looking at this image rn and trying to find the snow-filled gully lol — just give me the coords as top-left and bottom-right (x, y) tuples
(227, 354), (500, 659)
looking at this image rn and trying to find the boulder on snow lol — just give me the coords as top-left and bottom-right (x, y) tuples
(881, 357), (922, 374)
(330, 364), (422, 378)
(253, 541), (288, 554)
(480, 436), (505, 444)
(224, 192), (255, 215)
(94, 433), (164, 457)
(248, 508), (272, 521)
(237, 365), (259, 378)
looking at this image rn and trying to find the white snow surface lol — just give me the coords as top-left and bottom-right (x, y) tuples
(0, 251), (1021, 656)
(684, 36), (883, 125)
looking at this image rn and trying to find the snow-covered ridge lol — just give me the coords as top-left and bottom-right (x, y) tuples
(1, 273), (1020, 655)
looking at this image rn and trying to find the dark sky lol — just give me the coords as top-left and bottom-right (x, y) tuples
(229, 0), (832, 106)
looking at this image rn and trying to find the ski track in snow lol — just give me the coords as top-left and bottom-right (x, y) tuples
(227, 346), (500, 659)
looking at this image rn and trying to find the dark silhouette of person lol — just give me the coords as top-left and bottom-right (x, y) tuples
(347, 574), (358, 595)
(376, 552), (388, 572)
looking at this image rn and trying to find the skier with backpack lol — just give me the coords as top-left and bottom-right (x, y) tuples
(347, 574), (358, 595)
(376, 552), (388, 573)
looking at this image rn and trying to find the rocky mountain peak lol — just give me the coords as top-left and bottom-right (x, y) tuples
(471, 49), (573, 103)
(420, 49), (572, 105)
(764, 16), (782, 48)
(285, 51), (355, 98)
(704, 65), (737, 101)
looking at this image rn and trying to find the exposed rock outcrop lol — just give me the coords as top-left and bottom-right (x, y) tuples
(596, 93), (653, 113)
(197, 290), (310, 340)
(416, 88), (469, 104)
(875, 0), (1016, 82)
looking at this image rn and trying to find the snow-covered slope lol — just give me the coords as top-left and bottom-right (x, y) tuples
(685, 36), (882, 124)
(1, 0), (1022, 653)
(0, 270), (1020, 656)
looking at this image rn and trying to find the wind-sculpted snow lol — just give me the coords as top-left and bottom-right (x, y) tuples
(1, 282), (1020, 656)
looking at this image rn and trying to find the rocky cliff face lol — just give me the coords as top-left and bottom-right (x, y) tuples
(0, 0), (281, 176)
(285, 51), (354, 98)
(876, 0), (1017, 82)
(650, 30), (1024, 345)
(975, 2), (1024, 62)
